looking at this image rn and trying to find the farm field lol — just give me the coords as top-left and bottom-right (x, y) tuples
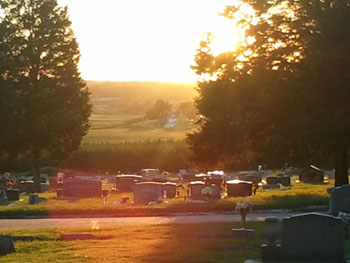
(83, 113), (197, 144)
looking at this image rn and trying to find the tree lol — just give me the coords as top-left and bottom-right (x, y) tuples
(146, 99), (172, 121)
(178, 101), (197, 120)
(189, 0), (350, 186)
(0, 0), (91, 192)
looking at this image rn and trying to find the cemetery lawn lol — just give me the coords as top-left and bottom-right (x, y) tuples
(0, 182), (331, 218)
(0, 222), (264, 263)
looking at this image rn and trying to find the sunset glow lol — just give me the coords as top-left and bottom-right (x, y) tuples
(57, 0), (243, 82)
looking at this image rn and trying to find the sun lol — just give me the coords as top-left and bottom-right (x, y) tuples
(57, 0), (244, 82)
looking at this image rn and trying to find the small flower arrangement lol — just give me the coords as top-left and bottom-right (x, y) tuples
(201, 186), (213, 196)
(235, 201), (253, 228)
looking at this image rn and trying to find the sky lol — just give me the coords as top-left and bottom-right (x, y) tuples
(57, 0), (241, 83)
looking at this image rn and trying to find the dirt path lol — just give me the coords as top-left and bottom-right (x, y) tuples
(0, 211), (304, 230)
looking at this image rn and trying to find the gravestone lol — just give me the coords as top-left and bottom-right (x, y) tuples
(116, 175), (142, 192)
(6, 189), (20, 201)
(298, 165), (324, 183)
(238, 171), (262, 183)
(0, 235), (15, 256)
(62, 178), (101, 198)
(162, 182), (176, 198)
(194, 173), (208, 182)
(260, 213), (346, 262)
(18, 181), (35, 193)
(188, 181), (205, 200)
(329, 184), (350, 216)
(277, 175), (291, 186)
(134, 182), (163, 204)
(208, 174), (224, 186)
(266, 176), (278, 185)
(209, 185), (221, 199)
(226, 180), (252, 197)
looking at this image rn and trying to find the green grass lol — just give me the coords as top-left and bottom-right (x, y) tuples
(0, 180), (331, 218)
(0, 222), (264, 263)
(84, 113), (197, 144)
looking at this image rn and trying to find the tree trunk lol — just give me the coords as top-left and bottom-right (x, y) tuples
(32, 150), (42, 193)
(334, 144), (349, 187)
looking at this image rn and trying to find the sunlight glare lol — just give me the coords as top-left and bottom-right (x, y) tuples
(57, 0), (244, 82)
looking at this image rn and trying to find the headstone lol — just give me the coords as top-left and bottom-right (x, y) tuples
(18, 181), (35, 193)
(62, 178), (101, 198)
(209, 185), (221, 199)
(180, 169), (198, 181)
(0, 235), (15, 256)
(238, 171), (262, 183)
(226, 180), (252, 197)
(208, 174), (224, 186)
(6, 189), (20, 201)
(266, 176), (278, 185)
(329, 184), (350, 216)
(194, 173), (208, 182)
(28, 194), (45, 204)
(298, 165), (324, 183)
(162, 182), (176, 198)
(188, 181), (205, 200)
(261, 213), (345, 262)
(116, 175), (142, 192)
(134, 182), (163, 204)
(277, 176), (291, 186)
(40, 183), (50, 192)
(0, 197), (9, 205)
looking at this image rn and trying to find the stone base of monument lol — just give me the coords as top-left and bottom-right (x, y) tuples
(232, 228), (255, 239)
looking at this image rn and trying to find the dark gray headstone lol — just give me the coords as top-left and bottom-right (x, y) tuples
(238, 171), (262, 183)
(0, 235), (15, 256)
(329, 184), (350, 216)
(189, 181), (205, 200)
(226, 180), (252, 197)
(7, 189), (20, 201)
(162, 182), (176, 198)
(62, 178), (101, 198)
(298, 166), (324, 183)
(116, 175), (142, 192)
(266, 176), (278, 185)
(281, 213), (345, 262)
(134, 182), (163, 204)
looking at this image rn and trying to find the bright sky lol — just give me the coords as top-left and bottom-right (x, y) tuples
(57, 0), (242, 83)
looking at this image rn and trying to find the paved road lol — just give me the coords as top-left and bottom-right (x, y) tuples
(0, 211), (304, 230)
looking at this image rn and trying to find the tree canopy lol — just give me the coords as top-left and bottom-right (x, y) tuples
(189, 0), (350, 186)
(0, 0), (91, 191)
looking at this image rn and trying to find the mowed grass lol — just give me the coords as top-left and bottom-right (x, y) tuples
(0, 180), (331, 218)
(0, 222), (264, 263)
(84, 113), (197, 143)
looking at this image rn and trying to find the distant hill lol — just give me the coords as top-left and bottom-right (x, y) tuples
(87, 81), (197, 103)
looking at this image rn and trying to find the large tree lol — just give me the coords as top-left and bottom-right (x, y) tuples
(189, 0), (350, 186)
(0, 0), (91, 191)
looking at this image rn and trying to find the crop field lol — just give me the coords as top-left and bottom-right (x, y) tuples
(83, 113), (197, 144)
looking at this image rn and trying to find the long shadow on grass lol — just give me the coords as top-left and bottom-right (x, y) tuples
(138, 222), (265, 263)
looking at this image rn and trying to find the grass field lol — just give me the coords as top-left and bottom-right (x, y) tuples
(83, 113), (197, 144)
(0, 181), (331, 218)
(0, 222), (264, 263)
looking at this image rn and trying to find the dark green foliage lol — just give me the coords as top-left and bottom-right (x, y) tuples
(189, 0), (350, 185)
(61, 140), (189, 173)
(0, 0), (91, 191)
(146, 99), (172, 121)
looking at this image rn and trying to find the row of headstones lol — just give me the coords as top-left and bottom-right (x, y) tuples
(258, 213), (346, 263)
(246, 184), (350, 263)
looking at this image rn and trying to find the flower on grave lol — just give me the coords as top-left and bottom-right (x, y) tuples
(201, 186), (213, 196)
(235, 201), (253, 229)
(235, 201), (253, 213)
